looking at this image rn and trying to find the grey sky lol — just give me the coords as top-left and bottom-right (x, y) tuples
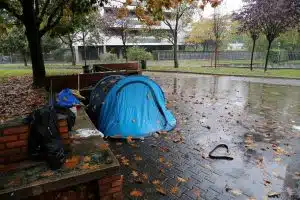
(202, 0), (244, 17)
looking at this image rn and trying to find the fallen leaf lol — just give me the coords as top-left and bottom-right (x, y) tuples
(159, 157), (165, 163)
(170, 186), (179, 194)
(132, 170), (139, 177)
(192, 188), (201, 197)
(130, 189), (143, 197)
(231, 189), (242, 196)
(134, 155), (143, 161)
(40, 170), (54, 177)
(267, 192), (280, 198)
(116, 142), (123, 146)
(83, 156), (91, 162)
(156, 187), (167, 195)
(120, 156), (129, 166)
(274, 158), (281, 162)
(164, 161), (172, 168)
(99, 143), (109, 151)
(142, 173), (148, 180)
(177, 177), (188, 183)
(248, 197), (256, 200)
(80, 163), (90, 170)
(64, 156), (80, 169)
(159, 146), (170, 152)
(127, 136), (133, 143)
(152, 179), (161, 185)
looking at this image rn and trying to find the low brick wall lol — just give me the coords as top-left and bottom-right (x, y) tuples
(0, 119), (70, 170)
(25, 175), (123, 200)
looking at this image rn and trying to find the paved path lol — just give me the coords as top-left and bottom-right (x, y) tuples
(108, 72), (300, 200)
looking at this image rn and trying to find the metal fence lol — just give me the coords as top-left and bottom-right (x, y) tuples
(153, 50), (266, 61)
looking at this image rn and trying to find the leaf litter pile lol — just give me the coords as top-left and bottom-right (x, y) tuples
(0, 76), (47, 123)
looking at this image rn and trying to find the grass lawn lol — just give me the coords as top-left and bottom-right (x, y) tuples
(148, 66), (300, 79)
(0, 68), (81, 79)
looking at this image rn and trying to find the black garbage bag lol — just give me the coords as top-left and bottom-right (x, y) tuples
(28, 106), (66, 170)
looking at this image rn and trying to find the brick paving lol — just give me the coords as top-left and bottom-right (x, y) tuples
(107, 73), (300, 200)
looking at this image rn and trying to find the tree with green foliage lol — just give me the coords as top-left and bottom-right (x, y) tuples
(0, 26), (28, 66)
(185, 20), (214, 51)
(0, 0), (96, 87)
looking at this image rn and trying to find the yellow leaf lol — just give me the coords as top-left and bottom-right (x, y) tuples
(177, 177), (188, 183)
(127, 136), (133, 143)
(83, 156), (91, 162)
(156, 187), (167, 195)
(130, 189), (143, 197)
(132, 170), (139, 177)
(152, 179), (161, 185)
(135, 155), (143, 161)
(274, 158), (281, 162)
(170, 186), (179, 194)
(121, 156), (129, 166)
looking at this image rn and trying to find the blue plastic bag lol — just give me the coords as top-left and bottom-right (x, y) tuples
(56, 88), (80, 108)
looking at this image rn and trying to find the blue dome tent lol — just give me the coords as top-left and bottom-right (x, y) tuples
(89, 75), (176, 138)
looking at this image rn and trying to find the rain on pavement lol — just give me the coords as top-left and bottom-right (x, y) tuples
(109, 72), (300, 200)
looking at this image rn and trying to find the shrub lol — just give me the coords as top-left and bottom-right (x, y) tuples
(99, 53), (118, 63)
(127, 47), (153, 61)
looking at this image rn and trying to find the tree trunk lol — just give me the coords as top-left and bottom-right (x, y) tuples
(23, 1), (45, 87)
(250, 39), (256, 71)
(214, 41), (218, 68)
(22, 52), (28, 66)
(68, 36), (76, 66)
(264, 40), (272, 72)
(173, 35), (179, 68)
(83, 32), (87, 66)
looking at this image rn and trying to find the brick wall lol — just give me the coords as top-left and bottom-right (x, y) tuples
(24, 175), (124, 200)
(0, 119), (70, 170)
(98, 175), (123, 200)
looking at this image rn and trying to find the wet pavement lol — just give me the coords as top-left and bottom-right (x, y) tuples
(108, 72), (300, 200)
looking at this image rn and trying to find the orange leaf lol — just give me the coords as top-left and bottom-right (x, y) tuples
(99, 143), (109, 151)
(64, 156), (80, 169)
(142, 173), (148, 180)
(130, 189), (143, 197)
(127, 136), (133, 143)
(156, 187), (167, 195)
(170, 186), (179, 194)
(159, 156), (165, 163)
